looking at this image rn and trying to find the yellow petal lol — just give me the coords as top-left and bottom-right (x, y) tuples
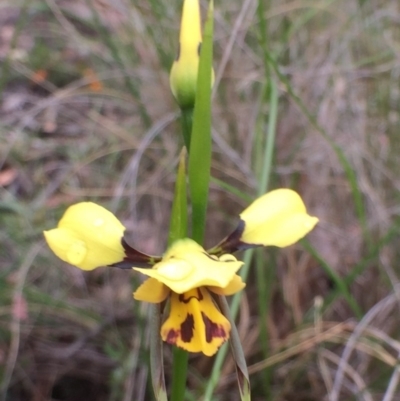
(208, 275), (246, 296)
(161, 288), (230, 356)
(180, 0), (202, 57)
(44, 202), (125, 270)
(134, 278), (170, 303)
(133, 238), (243, 294)
(239, 189), (318, 248)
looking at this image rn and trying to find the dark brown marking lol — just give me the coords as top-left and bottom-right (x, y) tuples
(179, 288), (203, 303)
(165, 329), (179, 344)
(202, 252), (218, 261)
(211, 219), (258, 255)
(201, 312), (227, 343)
(180, 314), (195, 343)
(197, 42), (202, 56)
(111, 236), (161, 268)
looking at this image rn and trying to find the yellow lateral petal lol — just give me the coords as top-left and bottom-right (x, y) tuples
(44, 227), (86, 266)
(134, 278), (170, 303)
(161, 288), (230, 356)
(44, 202), (125, 270)
(240, 189), (318, 247)
(243, 213), (318, 248)
(208, 275), (246, 296)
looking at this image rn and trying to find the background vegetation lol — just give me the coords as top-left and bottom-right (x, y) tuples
(1, 0), (400, 400)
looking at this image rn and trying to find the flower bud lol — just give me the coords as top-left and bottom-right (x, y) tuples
(170, 0), (202, 109)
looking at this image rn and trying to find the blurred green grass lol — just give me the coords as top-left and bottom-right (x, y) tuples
(1, 0), (400, 400)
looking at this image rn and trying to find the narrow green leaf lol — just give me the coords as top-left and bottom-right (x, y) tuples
(168, 148), (188, 245)
(188, 0), (213, 244)
(211, 177), (253, 203)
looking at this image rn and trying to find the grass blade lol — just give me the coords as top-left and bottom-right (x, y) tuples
(188, 0), (213, 244)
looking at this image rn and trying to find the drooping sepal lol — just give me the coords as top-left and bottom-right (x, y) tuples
(150, 303), (168, 401)
(215, 295), (251, 401)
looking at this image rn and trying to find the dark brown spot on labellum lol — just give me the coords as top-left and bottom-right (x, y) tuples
(165, 329), (179, 344)
(179, 289), (203, 303)
(181, 314), (194, 343)
(201, 312), (227, 343)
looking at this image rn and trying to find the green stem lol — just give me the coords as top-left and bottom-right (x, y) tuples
(255, 78), (278, 399)
(257, 0), (271, 95)
(253, 6), (277, 395)
(255, 249), (271, 397)
(258, 80), (278, 195)
(181, 108), (193, 152)
(171, 347), (189, 401)
(171, 2), (213, 399)
(168, 149), (189, 401)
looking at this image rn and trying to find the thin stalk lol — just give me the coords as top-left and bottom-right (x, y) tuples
(168, 149), (189, 401)
(256, 0), (271, 96)
(254, 79), (278, 399)
(258, 80), (278, 195)
(181, 109), (193, 152)
(171, 347), (189, 401)
(255, 249), (271, 397)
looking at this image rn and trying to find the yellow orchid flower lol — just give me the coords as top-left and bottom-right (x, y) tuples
(44, 202), (126, 270)
(239, 189), (318, 247)
(133, 238), (245, 356)
(44, 188), (317, 356)
(170, 0), (214, 109)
